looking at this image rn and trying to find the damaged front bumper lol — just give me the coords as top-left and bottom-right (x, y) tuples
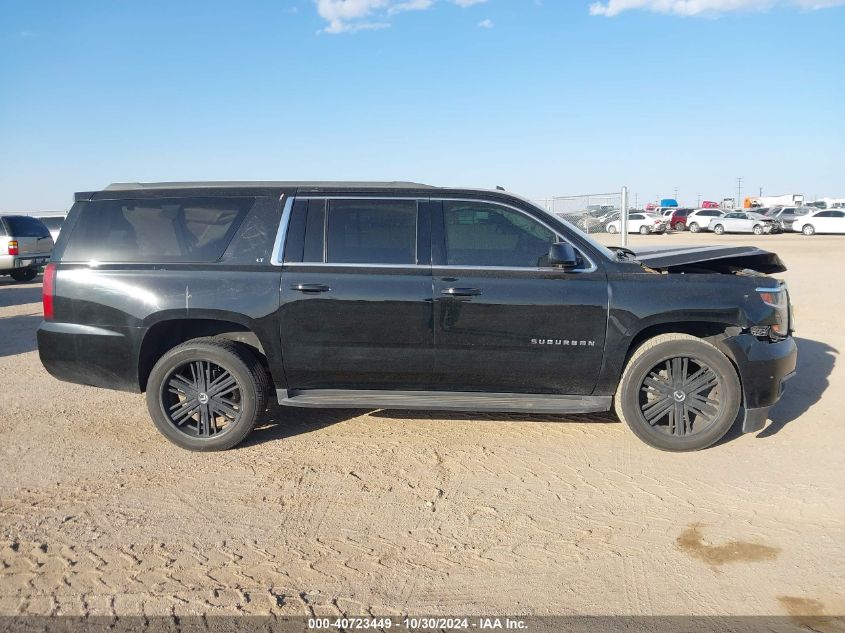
(715, 334), (798, 433)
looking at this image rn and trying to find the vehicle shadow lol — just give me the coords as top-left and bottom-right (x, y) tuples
(758, 337), (836, 437)
(0, 282), (42, 308)
(241, 405), (370, 447)
(0, 314), (42, 357)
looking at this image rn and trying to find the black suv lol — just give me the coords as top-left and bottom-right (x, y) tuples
(37, 182), (797, 452)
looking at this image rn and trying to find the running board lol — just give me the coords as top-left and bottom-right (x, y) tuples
(276, 389), (611, 415)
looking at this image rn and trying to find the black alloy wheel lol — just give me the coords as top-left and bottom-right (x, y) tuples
(638, 356), (722, 437)
(146, 337), (269, 451)
(615, 333), (741, 451)
(161, 360), (242, 439)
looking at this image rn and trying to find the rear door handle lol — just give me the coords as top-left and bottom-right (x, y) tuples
(441, 287), (482, 297)
(292, 284), (331, 293)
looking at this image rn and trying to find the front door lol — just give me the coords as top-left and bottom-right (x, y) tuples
(431, 199), (608, 395)
(278, 197), (434, 390)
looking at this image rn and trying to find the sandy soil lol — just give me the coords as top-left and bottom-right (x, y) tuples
(0, 232), (843, 618)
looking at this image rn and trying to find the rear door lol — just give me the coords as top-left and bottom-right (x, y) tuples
(430, 198), (608, 395)
(278, 196), (435, 390)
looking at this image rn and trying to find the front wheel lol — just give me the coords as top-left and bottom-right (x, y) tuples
(607, 225), (618, 234)
(802, 224), (815, 236)
(688, 222), (700, 233)
(614, 334), (741, 452)
(752, 224), (764, 236)
(145, 337), (269, 451)
(713, 224), (725, 235)
(10, 268), (38, 282)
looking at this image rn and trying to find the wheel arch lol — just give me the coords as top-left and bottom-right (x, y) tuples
(137, 317), (267, 392)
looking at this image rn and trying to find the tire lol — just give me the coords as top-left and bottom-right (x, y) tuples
(10, 268), (38, 282)
(614, 333), (741, 452)
(639, 226), (650, 235)
(145, 337), (269, 451)
(688, 222), (700, 233)
(752, 224), (764, 236)
(713, 224), (725, 235)
(674, 222), (685, 232)
(802, 224), (815, 236)
(607, 225), (617, 234)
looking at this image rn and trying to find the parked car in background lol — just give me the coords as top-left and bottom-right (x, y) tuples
(685, 209), (725, 233)
(667, 208), (694, 231)
(0, 215), (54, 282)
(606, 212), (667, 235)
(767, 206), (813, 231)
(709, 212), (776, 235)
(793, 209), (845, 235)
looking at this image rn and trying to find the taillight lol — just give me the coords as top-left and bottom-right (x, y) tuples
(42, 263), (57, 320)
(8, 240), (18, 256)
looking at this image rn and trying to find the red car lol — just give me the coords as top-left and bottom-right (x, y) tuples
(668, 208), (693, 231)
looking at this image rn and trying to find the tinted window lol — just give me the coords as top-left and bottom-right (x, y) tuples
(630, 214), (644, 220)
(41, 216), (65, 231)
(833, 211), (845, 218)
(444, 201), (555, 268)
(326, 200), (417, 264)
(674, 210), (689, 217)
(3, 215), (51, 238)
(62, 197), (254, 263)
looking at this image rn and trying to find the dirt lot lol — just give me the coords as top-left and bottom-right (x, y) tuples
(1, 232), (843, 619)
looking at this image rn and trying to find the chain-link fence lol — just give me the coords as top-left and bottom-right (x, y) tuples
(533, 191), (626, 238)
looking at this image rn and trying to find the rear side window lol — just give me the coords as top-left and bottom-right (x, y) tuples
(325, 200), (417, 264)
(3, 216), (51, 238)
(62, 197), (254, 263)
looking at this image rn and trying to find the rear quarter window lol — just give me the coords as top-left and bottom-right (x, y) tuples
(62, 197), (255, 263)
(3, 216), (51, 238)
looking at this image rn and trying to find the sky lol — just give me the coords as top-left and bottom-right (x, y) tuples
(1, 0), (843, 212)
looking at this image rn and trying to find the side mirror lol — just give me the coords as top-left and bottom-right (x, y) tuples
(548, 242), (578, 269)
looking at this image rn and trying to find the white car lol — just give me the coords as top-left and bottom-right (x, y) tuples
(793, 209), (845, 235)
(685, 209), (725, 233)
(708, 212), (775, 235)
(606, 213), (667, 235)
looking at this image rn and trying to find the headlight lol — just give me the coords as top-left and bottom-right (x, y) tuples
(756, 286), (789, 337)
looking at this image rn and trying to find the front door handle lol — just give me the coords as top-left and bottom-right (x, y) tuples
(292, 284), (331, 293)
(441, 287), (482, 297)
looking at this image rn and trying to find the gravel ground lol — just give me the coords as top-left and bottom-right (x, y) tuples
(0, 232), (843, 619)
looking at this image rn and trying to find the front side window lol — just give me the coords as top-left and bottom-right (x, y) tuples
(326, 199), (417, 265)
(62, 197), (254, 263)
(443, 201), (556, 268)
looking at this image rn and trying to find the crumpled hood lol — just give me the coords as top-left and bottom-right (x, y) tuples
(633, 245), (787, 274)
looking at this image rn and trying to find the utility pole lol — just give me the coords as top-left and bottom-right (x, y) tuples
(759, 186), (763, 197)
(697, 193), (701, 207)
(736, 177), (743, 207)
(673, 187), (679, 204)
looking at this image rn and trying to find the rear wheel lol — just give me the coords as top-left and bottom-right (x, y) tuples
(639, 226), (650, 235)
(688, 222), (700, 233)
(713, 224), (725, 235)
(674, 222), (685, 232)
(145, 337), (269, 451)
(607, 225), (618, 234)
(802, 224), (815, 236)
(614, 334), (741, 452)
(10, 268), (37, 282)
